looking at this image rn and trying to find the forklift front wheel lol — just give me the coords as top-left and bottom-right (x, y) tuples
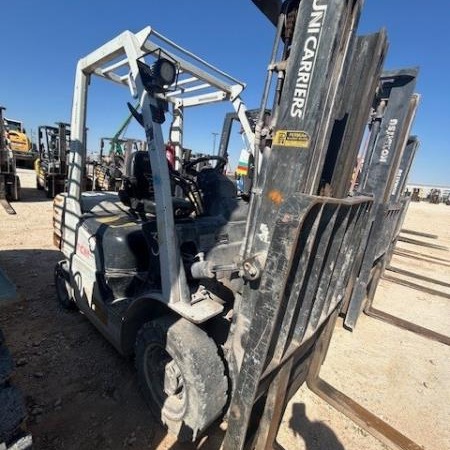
(135, 315), (228, 442)
(54, 261), (76, 310)
(11, 177), (21, 202)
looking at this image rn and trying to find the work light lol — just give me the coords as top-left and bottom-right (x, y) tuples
(151, 58), (177, 86)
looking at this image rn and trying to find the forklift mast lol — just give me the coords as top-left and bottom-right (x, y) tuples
(38, 123), (70, 171)
(391, 136), (420, 203)
(358, 69), (419, 206)
(243, 0), (364, 259)
(386, 135), (420, 262)
(222, 0), (392, 447)
(321, 31), (387, 197)
(343, 69), (420, 330)
(218, 109), (260, 160)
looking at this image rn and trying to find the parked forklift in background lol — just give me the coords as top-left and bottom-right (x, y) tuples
(428, 188), (441, 204)
(411, 186), (422, 201)
(53, 1), (422, 449)
(90, 136), (146, 191)
(35, 123), (70, 198)
(0, 106), (20, 214)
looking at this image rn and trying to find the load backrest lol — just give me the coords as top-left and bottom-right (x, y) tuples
(224, 193), (372, 448)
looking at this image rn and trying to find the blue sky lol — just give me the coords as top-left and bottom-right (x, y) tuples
(1, 0), (449, 185)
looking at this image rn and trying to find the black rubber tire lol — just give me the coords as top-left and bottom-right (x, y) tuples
(36, 177), (44, 190)
(0, 345), (14, 385)
(10, 178), (20, 202)
(45, 186), (53, 199)
(135, 315), (228, 442)
(16, 178), (21, 202)
(54, 261), (76, 310)
(0, 385), (26, 445)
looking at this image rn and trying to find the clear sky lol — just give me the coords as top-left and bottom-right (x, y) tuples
(1, 0), (449, 185)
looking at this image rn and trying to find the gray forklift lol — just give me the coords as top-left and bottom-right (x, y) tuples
(53, 2), (420, 448)
(0, 106), (20, 214)
(35, 123), (71, 198)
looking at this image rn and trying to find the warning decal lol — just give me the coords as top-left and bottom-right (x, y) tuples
(274, 130), (310, 148)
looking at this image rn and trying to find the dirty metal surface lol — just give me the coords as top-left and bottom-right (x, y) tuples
(224, 194), (372, 450)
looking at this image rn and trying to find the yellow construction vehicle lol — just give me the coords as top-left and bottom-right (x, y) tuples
(3, 117), (36, 167)
(0, 107), (20, 214)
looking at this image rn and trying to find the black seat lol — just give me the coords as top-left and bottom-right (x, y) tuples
(119, 151), (193, 216)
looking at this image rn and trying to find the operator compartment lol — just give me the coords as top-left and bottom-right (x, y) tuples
(79, 185), (248, 305)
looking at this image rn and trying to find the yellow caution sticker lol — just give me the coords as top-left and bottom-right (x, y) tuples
(95, 215), (136, 227)
(274, 130), (310, 148)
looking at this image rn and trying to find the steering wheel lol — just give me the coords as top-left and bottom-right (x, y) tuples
(183, 155), (227, 176)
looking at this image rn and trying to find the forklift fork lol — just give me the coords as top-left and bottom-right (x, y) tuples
(306, 316), (424, 450)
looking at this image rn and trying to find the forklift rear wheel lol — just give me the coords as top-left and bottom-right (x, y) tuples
(54, 261), (76, 310)
(36, 177), (43, 190)
(135, 315), (228, 442)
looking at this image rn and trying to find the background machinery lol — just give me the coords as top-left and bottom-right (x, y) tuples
(3, 116), (35, 168)
(0, 106), (20, 214)
(35, 123), (71, 198)
(90, 136), (146, 191)
(53, 1), (422, 448)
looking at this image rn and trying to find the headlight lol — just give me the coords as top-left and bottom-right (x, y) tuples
(151, 58), (176, 86)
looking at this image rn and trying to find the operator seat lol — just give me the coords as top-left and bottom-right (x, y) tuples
(118, 151), (193, 217)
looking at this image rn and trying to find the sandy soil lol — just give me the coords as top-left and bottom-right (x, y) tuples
(0, 169), (449, 450)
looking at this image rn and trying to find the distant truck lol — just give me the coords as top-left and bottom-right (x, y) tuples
(3, 117), (36, 166)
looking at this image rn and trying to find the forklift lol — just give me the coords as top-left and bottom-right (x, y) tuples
(0, 106), (20, 214)
(90, 137), (146, 191)
(53, 1), (420, 448)
(35, 123), (70, 198)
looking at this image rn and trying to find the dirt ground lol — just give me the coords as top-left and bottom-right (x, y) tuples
(0, 169), (449, 450)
